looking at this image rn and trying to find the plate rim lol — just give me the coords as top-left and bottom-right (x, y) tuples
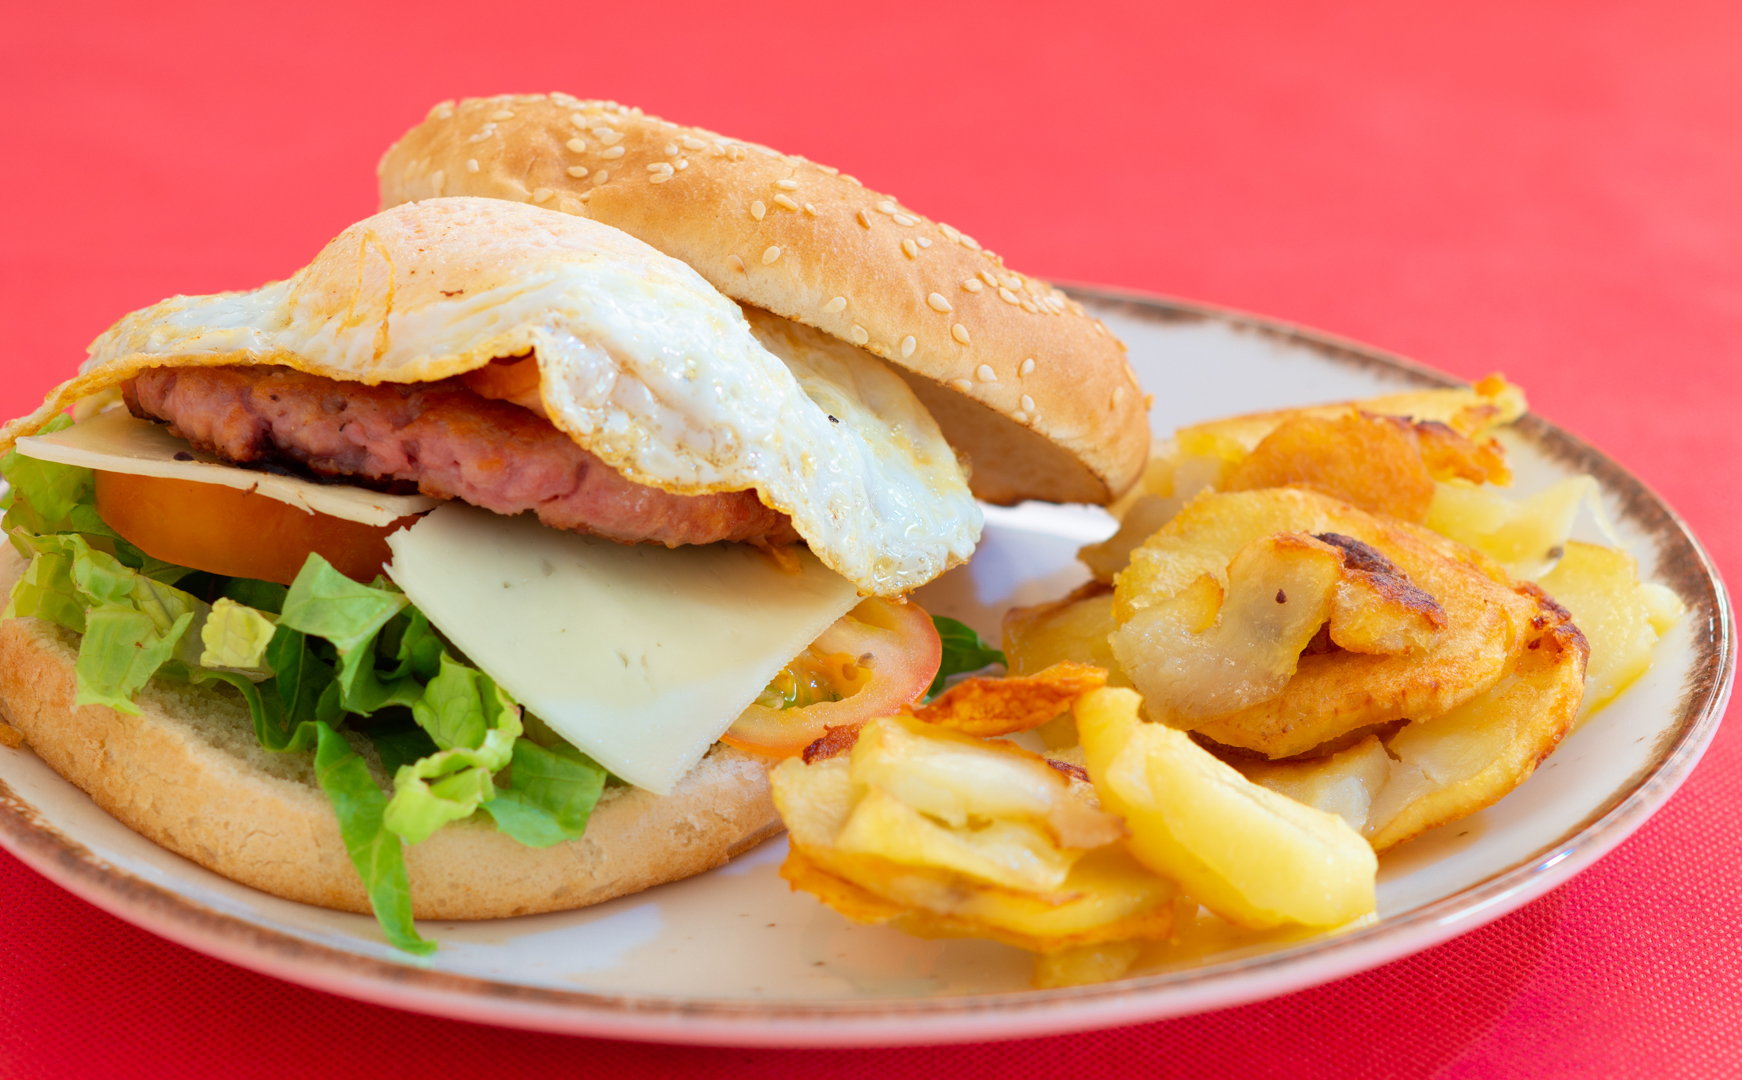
(1, 285), (1732, 1047)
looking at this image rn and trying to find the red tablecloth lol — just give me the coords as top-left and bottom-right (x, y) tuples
(3, 2), (1739, 1076)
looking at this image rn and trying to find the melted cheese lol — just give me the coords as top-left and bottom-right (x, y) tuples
(384, 503), (859, 794)
(13, 410), (438, 527)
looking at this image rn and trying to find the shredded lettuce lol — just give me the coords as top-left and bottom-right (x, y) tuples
(0, 442), (608, 955)
(927, 615), (1006, 699)
(484, 739), (608, 847)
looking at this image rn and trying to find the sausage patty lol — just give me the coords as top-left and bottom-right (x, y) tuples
(122, 366), (799, 548)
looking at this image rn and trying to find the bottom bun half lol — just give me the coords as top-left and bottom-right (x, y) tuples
(0, 549), (783, 920)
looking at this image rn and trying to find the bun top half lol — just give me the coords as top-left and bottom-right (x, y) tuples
(378, 94), (1150, 506)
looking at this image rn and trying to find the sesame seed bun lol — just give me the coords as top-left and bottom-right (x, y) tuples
(0, 548), (782, 920)
(377, 94), (1150, 505)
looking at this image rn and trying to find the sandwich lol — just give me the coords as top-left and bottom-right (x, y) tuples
(0, 94), (1150, 952)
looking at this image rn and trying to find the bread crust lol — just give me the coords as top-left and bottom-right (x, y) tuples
(0, 550), (782, 920)
(378, 94), (1150, 505)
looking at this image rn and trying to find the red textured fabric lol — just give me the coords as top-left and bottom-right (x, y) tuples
(3, 1), (1740, 1076)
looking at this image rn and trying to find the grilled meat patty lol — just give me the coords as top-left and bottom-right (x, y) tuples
(122, 365), (799, 548)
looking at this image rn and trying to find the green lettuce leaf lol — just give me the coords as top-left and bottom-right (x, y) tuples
(927, 615), (1007, 698)
(367, 723), (440, 776)
(483, 738), (607, 848)
(383, 658), (522, 844)
(199, 597), (277, 672)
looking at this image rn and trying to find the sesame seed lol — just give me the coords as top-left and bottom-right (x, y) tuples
(751, 201), (766, 220)
(927, 293), (953, 313)
(773, 194), (800, 211)
(950, 378), (973, 393)
(727, 254), (746, 272)
(593, 171), (608, 185)
(812, 298), (843, 317)
(601, 146), (626, 159)
(963, 280), (983, 292)
(665, 143), (680, 155)
(466, 158), (480, 173)
(975, 364), (996, 382)
(954, 324), (973, 345)
(1093, 322), (1106, 336)
(431, 106), (454, 121)
(776, 179), (799, 190)
(961, 235), (982, 251)
(648, 162), (675, 173)
(849, 325), (869, 345)
(857, 210), (872, 228)
(566, 138), (587, 153)
(650, 173), (673, 184)
(570, 113), (588, 127)
(762, 245), (781, 264)
(531, 188), (554, 203)
(939, 223), (961, 242)
(877, 200), (898, 214)
(804, 202), (817, 215)
(676, 160), (689, 170)
(1020, 394), (1035, 413)
(816, 164), (839, 175)
(430, 169), (446, 193)
(916, 237), (931, 248)
(682, 136), (708, 151)
(901, 335), (916, 357)
(1012, 411), (1028, 424)
(844, 174), (863, 186)
(893, 214), (916, 227)
(1020, 358), (1035, 376)
(1022, 299), (1040, 313)
(1112, 386), (1126, 407)
(902, 238), (920, 258)
(999, 287), (1020, 305)
(979, 270), (999, 287)
(593, 128), (624, 145)
(567, 165), (590, 178)
(490, 109), (515, 120)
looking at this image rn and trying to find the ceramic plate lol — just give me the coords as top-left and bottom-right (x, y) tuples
(0, 290), (1731, 1046)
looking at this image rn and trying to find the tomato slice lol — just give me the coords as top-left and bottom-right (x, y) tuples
(720, 597), (942, 758)
(94, 471), (418, 584)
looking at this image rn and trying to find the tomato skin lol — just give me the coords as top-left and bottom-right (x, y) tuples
(720, 597), (942, 758)
(94, 471), (417, 584)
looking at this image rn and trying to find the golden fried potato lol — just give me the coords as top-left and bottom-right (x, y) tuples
(1426, 475), (1595, 578)
(1231, 735), (1393, 834)
(1003, 583), (1126, 681)
(912, 661), (1108, 737)
(773, 726), (1174, 956)
(1221, 410), (1440, 522)
(1117, 489), (1538, 758)
(1076, 687), (1377, 929)
(1538, 541), (1684, 718)
(1318, 532), (1447, 655)
(1365, 590), (1588, 851)
(1086, 381), (1524, 582)
(1110, 534), (1343, 722)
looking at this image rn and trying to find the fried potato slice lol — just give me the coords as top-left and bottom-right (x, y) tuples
(849, 714), (1125, 850)
(1003, 583), (1125, 680)
(1110, 534), (1342, 722)
(911, 661), (1108, 737)
(772, 727), (1173, 957)
(1231, 735), (1393, 834)
(1364, 589), (1588, 851)
(1117, 489), (1537, 759)
(1538, 541), (1684, 718)
(1221, 410), (1440, 522)
(1318, 532), (1447, 655)
(1088, 381), (1523, 581)
(1076, 688), (1377, 929)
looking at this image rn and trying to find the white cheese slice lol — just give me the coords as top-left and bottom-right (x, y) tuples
(12, 410), (439, 527)
(384, 503), (860, 794)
